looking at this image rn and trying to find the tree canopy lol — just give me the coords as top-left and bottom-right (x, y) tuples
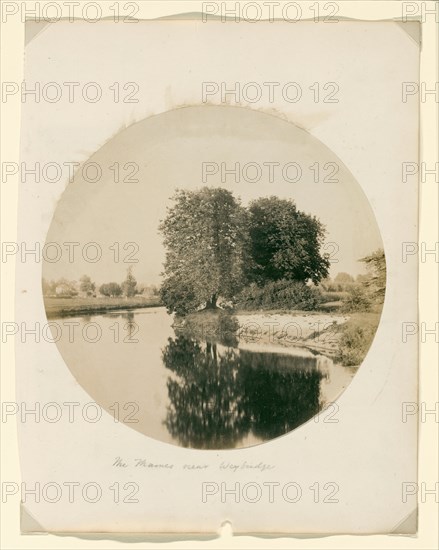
(159, 188), (249, 314)
(159, 188), (330, 315)
(247, 197), (330, 285)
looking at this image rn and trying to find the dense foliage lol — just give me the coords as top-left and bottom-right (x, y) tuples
(234, 280), (322, 311)
(159, 188), (330, 314)
(341, 285), (372, 313)
(247, 197), (330, 285)
(159, 188), (250, 314)
(340, 249), (386, 313)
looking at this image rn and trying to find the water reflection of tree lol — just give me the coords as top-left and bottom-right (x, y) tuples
(239, 351), (324, 440)
(162, 336), (325, 449)
(121, 311), (137, 341)
(162, 336), (250, 449)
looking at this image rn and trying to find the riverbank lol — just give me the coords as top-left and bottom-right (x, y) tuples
(44, 296), (162, 319)
(174, 309), (348, 353)
(236, 310), (349, 355)
(176, 309), (381, 366)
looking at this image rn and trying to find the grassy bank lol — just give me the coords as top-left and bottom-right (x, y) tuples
(44, 296), (162, 319)
(334, 312), (381, 366)
(175, 308), (382, 367)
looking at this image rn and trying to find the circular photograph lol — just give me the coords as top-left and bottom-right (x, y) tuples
(43, 105), (385, 449)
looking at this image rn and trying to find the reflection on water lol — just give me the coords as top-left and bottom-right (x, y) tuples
(163, 336), (326, 449)
(53, 307), (357, 449)
(124, 311), (137, 341)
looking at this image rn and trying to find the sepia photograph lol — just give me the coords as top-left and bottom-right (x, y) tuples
(3, 4), (431, 543)
(43, 105), (385, 449)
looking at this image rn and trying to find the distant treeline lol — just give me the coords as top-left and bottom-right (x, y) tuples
(42, 267), (160, 299)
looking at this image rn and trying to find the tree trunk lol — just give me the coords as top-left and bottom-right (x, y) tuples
(205, 294), (217, 309)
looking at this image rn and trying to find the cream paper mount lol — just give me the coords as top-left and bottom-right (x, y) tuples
(16, 18), (418, 535)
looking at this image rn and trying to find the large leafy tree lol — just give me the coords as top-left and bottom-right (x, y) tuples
(247, 197), (330, 285)
(159, 188), (249, 314)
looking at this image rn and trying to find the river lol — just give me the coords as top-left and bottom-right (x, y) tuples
(53, 307), (357, 449)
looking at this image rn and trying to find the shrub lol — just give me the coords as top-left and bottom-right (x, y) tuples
(319, 291), (349, 303)
(337, 314), (379, 366)
(342, 285), (372, 313)
(234, 279), (322, 311)
(320, 279), (357, 293)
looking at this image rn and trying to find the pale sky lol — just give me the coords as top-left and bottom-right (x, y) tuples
(43, 105), (382, 287)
